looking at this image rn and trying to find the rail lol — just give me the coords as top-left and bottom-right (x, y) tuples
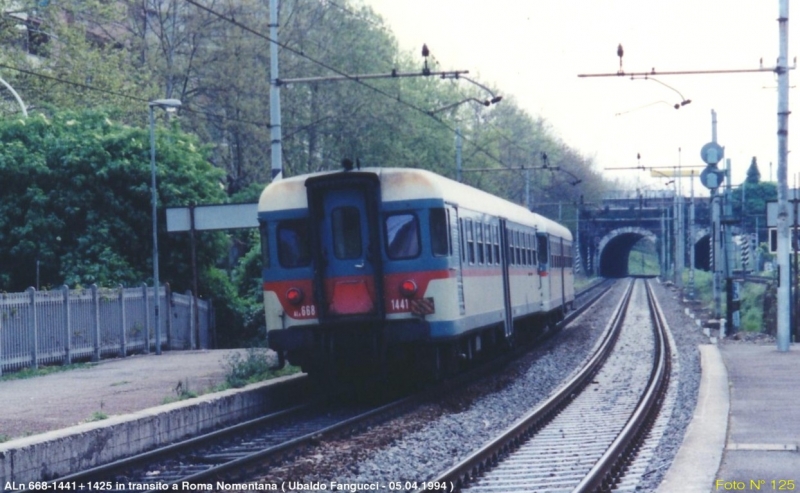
(415, 279), (633, 492)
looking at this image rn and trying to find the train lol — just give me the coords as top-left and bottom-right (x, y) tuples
(257, 166), (575, 381)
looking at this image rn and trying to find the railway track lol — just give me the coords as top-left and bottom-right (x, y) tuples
(418, 278), (672, 492)
(51, 394), (424, 488)
(47, 280), (614, 489)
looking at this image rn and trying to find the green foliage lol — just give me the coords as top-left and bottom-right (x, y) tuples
(735, 180), (776, 241)
(87, 411), (109, 422)
(627, 241), (659, 276)
(746, 157), (761, 184)
(0, 362), (96, 381)
(223, 348), (299, 388)
(0, 0), (619, 346)
(682, 270), (767, 333)
(740, 282), (767, 331)
(0, 108), (226, 291)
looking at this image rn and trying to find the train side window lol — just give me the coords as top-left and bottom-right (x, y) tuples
(525, 234), (532, 266)
(476, 222), (485, 264)
(515, 231), (522, 265)
(484, 224), (490, 264)
(466, 219), (475, 264)
(529, 234), (535, 265)
(385, 213), (420, 259)
(493, 226), (500, 264)
(429, 208), (450, 257)
(510, 231), (515, 265)
(259, 221), (270, 268)
(460, 219), (466, 261)
(277, 219), (312, 268)
(566, 243), (572, 267)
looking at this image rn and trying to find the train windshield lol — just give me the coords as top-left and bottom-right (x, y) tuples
(385, 214), (420, 259)
(277, 219), (312, 267)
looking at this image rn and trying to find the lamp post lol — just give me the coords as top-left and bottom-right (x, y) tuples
(149, 98), (182, 355)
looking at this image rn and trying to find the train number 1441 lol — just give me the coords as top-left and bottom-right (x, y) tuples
(390, 298), (410, 311)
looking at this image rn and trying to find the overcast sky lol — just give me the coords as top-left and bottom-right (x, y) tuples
(360, 0), (798, 193)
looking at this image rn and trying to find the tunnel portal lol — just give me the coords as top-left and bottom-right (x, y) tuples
(596, 227), (658, 278)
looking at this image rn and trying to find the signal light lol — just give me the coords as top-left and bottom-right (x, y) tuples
(286, 287), (304, 305)
(399, 280), (417, 298)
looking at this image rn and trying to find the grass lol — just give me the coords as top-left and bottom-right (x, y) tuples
(161, 348), (300, 404)
(0, 362), (96, 381)
(681, 269), (768, 333)
(627, 249), (660, 276)
(86, 411), (108, 422)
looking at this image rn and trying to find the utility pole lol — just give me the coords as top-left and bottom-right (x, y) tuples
(267, 0), (471, 181)
(710, 110), (723, 320)
(724, 158), (740, 333)
(776, 0), (791, 351)
(675, 149), (684, 288)
(661, 209), (667, 278)
(269, 0), (282, 181)
(456, 127), (462, 183)
(689, 170), (696, 299)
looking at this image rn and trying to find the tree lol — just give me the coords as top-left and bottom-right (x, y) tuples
(746, 156), (761, 184)
(0, 108), (226, 291)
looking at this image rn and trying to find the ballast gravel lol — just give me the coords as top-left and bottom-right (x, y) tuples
(261, 278), (719, 491)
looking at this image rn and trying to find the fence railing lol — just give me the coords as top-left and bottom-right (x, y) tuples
(0, 284), (213, 375)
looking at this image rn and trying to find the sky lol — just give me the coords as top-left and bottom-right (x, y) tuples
(359, 0), (798, 194)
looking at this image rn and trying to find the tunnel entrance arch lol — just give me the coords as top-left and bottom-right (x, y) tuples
(595, 227), (659, 278)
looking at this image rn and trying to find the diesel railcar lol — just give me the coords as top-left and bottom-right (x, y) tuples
(258, 167), (574, 380)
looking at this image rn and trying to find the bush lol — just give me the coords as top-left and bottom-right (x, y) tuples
(223, 348), (297, 388)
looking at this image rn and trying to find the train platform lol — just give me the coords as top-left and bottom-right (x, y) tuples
(1, 343), (798, 490)
(0, 350), (307, 485)
(659, 342), (800, 493)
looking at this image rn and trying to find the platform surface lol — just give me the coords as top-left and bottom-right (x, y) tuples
(660, 342), (800, 493)
(0, 349), (241, 440)
(715, 343), (800, 488)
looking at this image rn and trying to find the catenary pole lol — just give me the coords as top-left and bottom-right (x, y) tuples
(269, 0), (282, 181)
(776, 0), (791, 351)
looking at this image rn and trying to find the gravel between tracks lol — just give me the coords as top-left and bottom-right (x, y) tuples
(258, 279), (717, 491)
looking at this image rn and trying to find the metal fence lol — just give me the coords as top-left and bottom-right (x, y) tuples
(0, 284), (213, 375)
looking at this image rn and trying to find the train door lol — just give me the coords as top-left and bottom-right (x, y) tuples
(306, 173), (384, 322)
(499, 219), (514, 339)
(537, 232), (550, 309)
(559, 237), (566, 310)
(446, 205), (466, 315)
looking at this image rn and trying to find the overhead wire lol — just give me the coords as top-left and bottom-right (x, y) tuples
(0, 62), (284, 130)
(183, 0), (524, 174)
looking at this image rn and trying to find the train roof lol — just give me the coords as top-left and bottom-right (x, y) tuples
(258, 167), (572, 240)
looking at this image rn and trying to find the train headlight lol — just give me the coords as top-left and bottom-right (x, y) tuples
(286, 287), (304, 305)
(399, 280), (418, 298)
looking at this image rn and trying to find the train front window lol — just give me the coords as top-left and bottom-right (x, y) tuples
(277, 219), (311, 268)
(386, 213), (420, 259)
(332, 207), (362, 259)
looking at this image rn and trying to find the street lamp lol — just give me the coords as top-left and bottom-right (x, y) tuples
(149, 98), (182, 355)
